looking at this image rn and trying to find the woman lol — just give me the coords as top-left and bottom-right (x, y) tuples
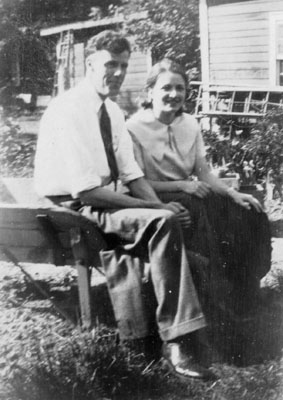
(127, 58), (271, 323)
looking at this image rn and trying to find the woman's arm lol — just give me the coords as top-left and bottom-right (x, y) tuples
(147, 179), (187, 193)
(194, 157), (231, 195)
(80, 178), (192, 227)
(148, 178), (211, 198)
(195, 157), (263, 212)
(128, 178), (192, 228)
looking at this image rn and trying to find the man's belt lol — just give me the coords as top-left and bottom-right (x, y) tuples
(47, 194), (75, 202)
(46, 195), (82, 211)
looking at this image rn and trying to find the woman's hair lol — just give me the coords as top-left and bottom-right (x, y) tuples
(146, 58), (188, 89)
(142, 58), (188, 112)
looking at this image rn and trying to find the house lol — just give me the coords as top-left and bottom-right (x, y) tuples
(39, 12), (150, 116)
(197, 0), (283, 115)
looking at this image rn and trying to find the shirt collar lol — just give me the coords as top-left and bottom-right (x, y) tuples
(80, 77), (111, 114)
(137, 109), (183, 129)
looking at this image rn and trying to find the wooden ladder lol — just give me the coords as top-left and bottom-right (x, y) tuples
(53, 30), (74, 96)
(192, 82), (283, 118)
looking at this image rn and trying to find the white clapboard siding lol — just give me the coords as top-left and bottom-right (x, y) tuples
(210, 67), (269, 76)
(209, 12), (270, 24)
(211, 61), (269, 70)
(210, 72), (270, 82)
(209, 19), (268, 33)
(210, 28), (268, 40)
(209, 0), (283, 17)
(210, 70), (269, 86)
(210, 37), (269, 49)
(207, 0), (283, 86)
(210, 44), (269, 54)
(210, 53), (268, 64)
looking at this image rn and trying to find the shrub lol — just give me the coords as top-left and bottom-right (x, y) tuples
(0, 109), (36, 177)
(202, 110), (283, 199)
(202, 123), (256, 183)
(244, 110), (283, 199)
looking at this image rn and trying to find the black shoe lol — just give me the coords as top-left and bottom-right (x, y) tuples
(123, 335), (162, 363)
(162, 342), (216, 380)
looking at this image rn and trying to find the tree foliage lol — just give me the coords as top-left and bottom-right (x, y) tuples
(0, 29), (54, 101)
(0, 0), (123, 102)
(0, 0), (123, 34)
(122, 0), (200, 79)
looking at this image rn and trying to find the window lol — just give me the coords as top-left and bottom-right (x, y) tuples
(276, 22), (283, 85)
(270, 13), (283, 86)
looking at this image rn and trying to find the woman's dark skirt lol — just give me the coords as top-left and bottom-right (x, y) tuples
(159, 191), (272, 361)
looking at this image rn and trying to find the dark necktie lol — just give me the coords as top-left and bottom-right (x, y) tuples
(99, 102), (119, 184)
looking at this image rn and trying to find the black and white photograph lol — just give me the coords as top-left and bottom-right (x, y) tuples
(0, 1), (282, 399)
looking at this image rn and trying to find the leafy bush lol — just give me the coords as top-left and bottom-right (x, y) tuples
(0, 109), (36, 177)
(202, 122), (257, 183)
(202, 110), (283, 198)
(244, 110), (283, 198)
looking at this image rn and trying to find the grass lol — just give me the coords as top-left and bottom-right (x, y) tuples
(0, 263), (282, 400)
(1, 108), (283, 399)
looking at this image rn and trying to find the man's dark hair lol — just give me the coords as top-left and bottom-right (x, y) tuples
(85, 30), (131, 58)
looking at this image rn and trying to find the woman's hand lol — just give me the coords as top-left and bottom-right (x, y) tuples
(180, 181), (211, 198)
(163, 201), (192, 229)
(228, 189), (263, 212)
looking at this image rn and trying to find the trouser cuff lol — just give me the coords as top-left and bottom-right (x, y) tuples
(159, 315), (207, 342)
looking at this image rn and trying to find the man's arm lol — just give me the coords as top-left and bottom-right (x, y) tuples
(127, 177), (163, 202)
(128, 178), (192, 228)
(79, 177), (163, 209)
(80, 177), (191, 228)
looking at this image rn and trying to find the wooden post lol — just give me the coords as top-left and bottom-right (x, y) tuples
(199, 0), (210, 114)
(70, 227), (92, 328)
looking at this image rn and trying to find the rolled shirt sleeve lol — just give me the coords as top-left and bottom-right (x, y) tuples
(127, 129), (146, 174)
(114, 120), (144, 184)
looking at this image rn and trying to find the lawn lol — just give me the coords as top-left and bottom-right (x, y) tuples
(0, 258), (282, 400)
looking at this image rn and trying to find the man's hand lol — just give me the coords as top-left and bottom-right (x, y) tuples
(181, 181), (211, 199)
(162, 201), (192, 229)
(228, 189), (263, 212)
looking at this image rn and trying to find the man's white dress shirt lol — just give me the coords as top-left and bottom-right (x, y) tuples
(34, 79), (143, 198)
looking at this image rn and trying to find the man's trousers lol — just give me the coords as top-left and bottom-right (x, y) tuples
(80, 206), (206, 341)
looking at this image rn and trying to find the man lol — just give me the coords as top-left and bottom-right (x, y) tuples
(34, 30), (213, 380)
